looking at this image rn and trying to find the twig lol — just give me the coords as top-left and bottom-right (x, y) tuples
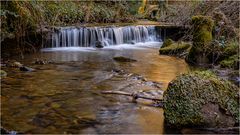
(101, 90), (163, 101)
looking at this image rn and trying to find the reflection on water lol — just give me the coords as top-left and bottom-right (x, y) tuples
(1, 43), (189, 134)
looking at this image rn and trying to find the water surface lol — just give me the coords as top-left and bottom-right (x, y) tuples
(1, 43), (188, 134)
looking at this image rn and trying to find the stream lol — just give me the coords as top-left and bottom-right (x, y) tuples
(1, 25), (189, 134)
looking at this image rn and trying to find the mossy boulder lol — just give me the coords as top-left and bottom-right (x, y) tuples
(187, 15), (214, 65)
(159, 42), (191, 58)
(161, 38), (174, 48)
(163, 71), (239, 128)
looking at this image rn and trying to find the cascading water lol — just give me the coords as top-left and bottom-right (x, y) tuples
(45, 25), (161, 48)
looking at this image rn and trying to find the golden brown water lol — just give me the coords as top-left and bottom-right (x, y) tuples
(1, 44), (189, 134)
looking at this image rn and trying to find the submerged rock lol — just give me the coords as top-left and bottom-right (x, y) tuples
(20, 66), (35, 72)
(163, 71), (239, 128)
(113, 56), (137, 62)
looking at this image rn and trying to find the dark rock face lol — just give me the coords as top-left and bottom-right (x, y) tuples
(113, 56), (137, 62)
(163, 71), (239, 128)
(200, 103), (235, 127)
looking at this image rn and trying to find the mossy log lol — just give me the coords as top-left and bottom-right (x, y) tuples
(159, 42), (191, 58)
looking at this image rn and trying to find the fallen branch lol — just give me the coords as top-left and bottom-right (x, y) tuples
(101, 90), (163, 101)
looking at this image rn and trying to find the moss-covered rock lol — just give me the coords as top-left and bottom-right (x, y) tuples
(187, 15), (214, 65)
(161, 38), (174, 48)
(159, 42), (191, 58)
(163, 71), (239, 128)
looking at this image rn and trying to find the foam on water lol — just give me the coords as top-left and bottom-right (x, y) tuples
(41, 41), (162, 52)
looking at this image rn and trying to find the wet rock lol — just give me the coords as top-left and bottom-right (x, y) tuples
(111, 68), (126, 75)
(131, 74), (146, 81)
(68, 117), (100, 133)
(164, 71), (239, 128)
(113, 56), (137, 62)
(0, 127), (18, 134)
(0, 70), (7, 78)
(95, 41), (104, 48)
(6, 61), (23, 68)
(34, 59), (46, 65)
(34, 59), (54, 65)
(128, 41), (136, 44)
(1, 127), (9, 134)
(19, 66), (35, 72)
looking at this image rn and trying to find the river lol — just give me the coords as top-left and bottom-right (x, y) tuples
(1, 42), (188, 134)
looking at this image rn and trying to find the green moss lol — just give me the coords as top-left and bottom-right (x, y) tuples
(223, 40), (239, 57)
(159, 42), (191, 57)
(187, 15), (214, 64)
(0, 70), (7, 78)
(161, 38), (174, 48)
(163, 71), (239, 128)
(220, 55), (239, 69)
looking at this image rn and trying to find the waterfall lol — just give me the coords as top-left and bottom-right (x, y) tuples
(46, 25), (161, 48)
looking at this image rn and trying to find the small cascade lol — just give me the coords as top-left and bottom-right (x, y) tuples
(46, 25), (161, 48)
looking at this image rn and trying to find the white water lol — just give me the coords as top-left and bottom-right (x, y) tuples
(45, 25), (161, 48)
(42, 42), (162, 52)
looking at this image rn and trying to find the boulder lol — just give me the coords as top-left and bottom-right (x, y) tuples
(163, 71), (239, 128)
(95, 41), (104, 48)
(128, 41), (136, 44)
(113, 56), (137, 62)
